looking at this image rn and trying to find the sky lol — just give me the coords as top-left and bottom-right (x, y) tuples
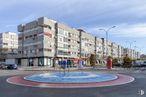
(0, 0), (146, 54)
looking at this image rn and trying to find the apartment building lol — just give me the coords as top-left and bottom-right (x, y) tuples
(136, 52), (141, 59)
(131, 50), (140, 59)
(78, 29), (95, 65)
(17, 17), (80, 66)
(0, 32), (18, 62)
(123, 48), (133, 58)
(56, 23), (80, 59)
(95, 37), (103, 60)
(111, 42), (119, 58)
(107, 41), (112, 57)
(118, 45), (124, 59)
(18, 17), (56, 66)
(17, 16), (142, 66)
(101, 38), (106, 59)
(123, 48), (130, 56)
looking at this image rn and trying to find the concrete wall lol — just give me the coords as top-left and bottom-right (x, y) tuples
(21, 59), (28, 66)
(5, 59), (16, 64)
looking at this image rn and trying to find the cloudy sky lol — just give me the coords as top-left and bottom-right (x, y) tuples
(0, 0), (146, 54)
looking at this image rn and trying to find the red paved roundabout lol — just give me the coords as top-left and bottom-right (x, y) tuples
(6, 74), (134, 88)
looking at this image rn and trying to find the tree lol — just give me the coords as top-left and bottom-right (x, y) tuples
(123, 54), (132, 68)
(90, 54), (96, 67)
(112, 58), (118, 67)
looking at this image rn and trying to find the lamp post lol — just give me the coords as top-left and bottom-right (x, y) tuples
(99, 26), (116, 59)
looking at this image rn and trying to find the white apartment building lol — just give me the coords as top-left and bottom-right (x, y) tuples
(78, 29), (95, 65)
(56, 23), (80, 59)
(123, 48), (132, 58)
(18, 17), (56, 66)
(0, 32), (18, 63)
(118, 45), (124, 59)
(101, 38), (106, 59)
(111, 42), (119, 58)
(95, 37), (103, 60)
(17, 17), (80, 66)
(16, 16), (142, 66)
(107, 41), (112, 57)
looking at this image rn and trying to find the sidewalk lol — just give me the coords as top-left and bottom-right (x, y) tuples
(18, 66), (78, 71)
(18, 65), (126, 71)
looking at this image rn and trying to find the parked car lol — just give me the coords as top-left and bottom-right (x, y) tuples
(132, 60), (143, 67)
(113, 61), (123, 67)
(142, 61), (146, 66)
(7, 64), (17, 69)
(0, 63), (7, 69)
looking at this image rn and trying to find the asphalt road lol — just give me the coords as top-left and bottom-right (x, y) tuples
(0, 70), (146, 97)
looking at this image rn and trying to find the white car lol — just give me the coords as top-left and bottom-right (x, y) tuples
(132, 60), (143, 67)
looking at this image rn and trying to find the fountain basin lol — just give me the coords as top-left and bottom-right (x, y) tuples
(24, 72), (118, 83)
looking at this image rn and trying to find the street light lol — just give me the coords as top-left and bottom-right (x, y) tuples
(99, 26), (116, 59)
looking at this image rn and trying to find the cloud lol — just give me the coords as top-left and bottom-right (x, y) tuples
(1, 0), (146, 26)
(22, 14), (39, 22)
(112, 23), (146, 37)
(5, 24), (17, 28)
(83, 23), (146, 38)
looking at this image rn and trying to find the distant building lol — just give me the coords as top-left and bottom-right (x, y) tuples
(111, 42), (118, 58)
(118, 45), (124, 59)
(140, 54), (146, 60)
(95, 37), (103, 61)
(0, 32), (18, 63)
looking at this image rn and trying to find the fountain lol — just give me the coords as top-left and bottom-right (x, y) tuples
(24, 72), (118, 83)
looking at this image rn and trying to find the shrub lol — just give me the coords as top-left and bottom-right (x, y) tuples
(90, 54), (96, 67)
(112, 58), (118, 67)
(123, 54), (132, 68)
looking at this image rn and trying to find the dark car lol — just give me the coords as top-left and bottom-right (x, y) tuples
(7, 64), (17, 69)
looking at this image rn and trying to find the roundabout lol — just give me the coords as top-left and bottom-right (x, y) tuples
(7, 72), (135, 88)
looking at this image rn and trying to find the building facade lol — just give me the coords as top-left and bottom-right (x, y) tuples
(18, 17), (56, 66)
(78, 29), (95, 65)
(56, 23), (80, 59)
(111, 42), (119, 58)
(118, 45), (124, 59)
(0, 32), (18, 62)
(95, 37), (103, 60)
(17, 16), (142, 66)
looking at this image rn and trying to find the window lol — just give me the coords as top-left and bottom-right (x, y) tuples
(64, 31), (68, 36)
(63, 37), (68, 42)
(44, 48), (52, 52)
(39, 48), (43, 52)
(59, 37), (63, 42)
(58, 28), (64, 35)
(58, 43), (64, 48)
(64, 44), (68, 49)
(18, 37), (22, 40)
(18, 51), (21, 54)
(3, 43), (8, 45)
